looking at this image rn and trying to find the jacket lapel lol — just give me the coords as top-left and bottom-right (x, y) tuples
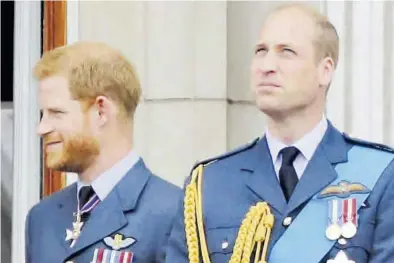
(245, 137), (287, 215)
(64, 159), (151, 259)
(54, 184), (78, 256)
(285, 122), (349, 214)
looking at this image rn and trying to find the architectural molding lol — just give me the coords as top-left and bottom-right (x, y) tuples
(66, 0), (80, 185)
(12, 2), (41, 263)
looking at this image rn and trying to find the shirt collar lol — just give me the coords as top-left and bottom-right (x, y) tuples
(77, 150), (140, 201)
(266, 116), (328, 162)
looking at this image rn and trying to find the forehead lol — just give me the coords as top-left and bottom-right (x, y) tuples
(259, 8), (316, 47)
(38, 76), (74, 108)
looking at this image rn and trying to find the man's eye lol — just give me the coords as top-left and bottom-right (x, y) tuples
(283, 48), (296, 54)
(51, 110), (65, 114)
(255, 47), (267, 54)
(50, 110), (65, 117)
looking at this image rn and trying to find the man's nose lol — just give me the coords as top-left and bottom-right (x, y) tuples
(256, 52), (278, 75)
(36, 119), (53, 136)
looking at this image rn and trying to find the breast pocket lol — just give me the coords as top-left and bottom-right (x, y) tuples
(206, 227), (240, 262)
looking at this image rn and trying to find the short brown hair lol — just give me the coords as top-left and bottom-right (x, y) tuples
(273, 4), (339, 68)
(33, 41), (141, 119)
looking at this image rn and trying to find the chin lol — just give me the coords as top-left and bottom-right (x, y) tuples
(48, 162), (81, 173)
(46, 155), (71, 172)
(46, 164), (66, 172)
(46, 155), (61, 168)
(256, 97), (282, 114)
(46, 159), (66, 171)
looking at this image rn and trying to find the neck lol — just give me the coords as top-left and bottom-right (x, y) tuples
(266, 106), (324, 145)
(79, 133), (133, 184)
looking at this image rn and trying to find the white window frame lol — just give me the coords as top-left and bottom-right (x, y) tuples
(12, 2), (41, 263)
(66, 0), (80, 185)
(11, 1), (80, 262)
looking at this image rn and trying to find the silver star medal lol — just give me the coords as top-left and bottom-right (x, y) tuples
(65, 213), (84, 247)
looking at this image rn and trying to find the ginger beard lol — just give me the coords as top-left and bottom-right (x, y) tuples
(43, 123), (100, 173)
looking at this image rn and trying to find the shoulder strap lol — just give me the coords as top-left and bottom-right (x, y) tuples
(190, 137), (259, 170)
(269, 145), (393, 263)
(343, 133), (394, 153)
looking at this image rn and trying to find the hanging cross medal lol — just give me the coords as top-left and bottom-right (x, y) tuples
(65, 212), (84, 247)
(325, 199), (342, 240)
(65, 193), (100, 247)
(341, 198), (358, 239)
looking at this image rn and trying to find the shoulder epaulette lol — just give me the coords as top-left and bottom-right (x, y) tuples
(191, 137), (260, 170)
(343, 133), (394, 153)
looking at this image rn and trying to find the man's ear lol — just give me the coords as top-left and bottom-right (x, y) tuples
(319, 57), (335, 88)
(93, 96), (113, 126)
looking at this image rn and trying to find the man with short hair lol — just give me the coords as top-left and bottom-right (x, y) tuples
(25, 41), (181, 263)
(165, 4), (394, 263)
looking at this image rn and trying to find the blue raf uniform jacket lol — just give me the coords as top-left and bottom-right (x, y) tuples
(165, 122), (394, 263)
(25, 159), (181, 263)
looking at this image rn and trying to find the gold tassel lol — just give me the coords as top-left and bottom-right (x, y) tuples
(184, 164), (275, 263)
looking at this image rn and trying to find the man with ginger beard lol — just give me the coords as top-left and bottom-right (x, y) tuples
(165, 4), (394, 263)
(25, 41), (181, 263)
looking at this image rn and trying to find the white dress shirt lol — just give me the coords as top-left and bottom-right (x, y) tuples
(77, 150), (140, 202)
(266, 116), (328, 180)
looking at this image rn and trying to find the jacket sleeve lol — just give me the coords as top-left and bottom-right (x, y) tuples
(369, 161), (394, 262)
(164, 174), (192, 263)
(155, 188), (183, 263)
(25, 209), (33, 263)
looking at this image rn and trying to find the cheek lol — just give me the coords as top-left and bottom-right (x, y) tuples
(250, 59), (262, 77)
(283, 66), (318, 91)
(301, 67), (319, 88)
(64, 123), (85, 136)
(83, 116), (100, 137)
(57, 123), (89, 141)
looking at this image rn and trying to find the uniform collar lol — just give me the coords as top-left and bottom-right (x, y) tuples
(266, 116), (328, 162)
(77, 150), (140, 201)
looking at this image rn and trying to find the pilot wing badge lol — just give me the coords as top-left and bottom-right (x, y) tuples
(317, 180), (370, 199)
(103, 233), (136, 250)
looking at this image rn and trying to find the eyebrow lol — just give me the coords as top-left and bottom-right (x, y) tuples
(40, 107), (68, 114)
(277, 43), (294, 49)
(255, 43), (295, 49)
(256, 43), (267, 48)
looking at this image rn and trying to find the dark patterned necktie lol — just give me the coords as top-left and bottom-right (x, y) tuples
(279, 146), (300, 202)
(78, 186), (96, 221)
